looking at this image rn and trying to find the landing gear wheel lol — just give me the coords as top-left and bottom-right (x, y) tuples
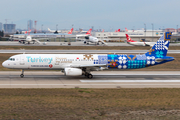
(20, 69), (24, 78)
(85, 72), (89, 77)
(87, 74), (93, 79)
(20, 74), (24, 78)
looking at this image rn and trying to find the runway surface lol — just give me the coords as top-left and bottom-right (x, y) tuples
(0, 41), (131, 46)
(0, 71), (180, 88)
(1, 41), (180, 46)
(0, 49), (180, 54)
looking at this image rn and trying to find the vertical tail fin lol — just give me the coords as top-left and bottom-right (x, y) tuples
(68, 28), (73, 34)
(145, 32), (172, 57)
(125, 34), (136, 42)
(117, 29), (120, 32)
(125, 27), (128, 32)
(86, 28), (92, 35)
(102, 29), (104, 32)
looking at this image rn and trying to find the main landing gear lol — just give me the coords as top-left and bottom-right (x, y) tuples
(85, 72), (93, 79)
(20, 69), (24, 78)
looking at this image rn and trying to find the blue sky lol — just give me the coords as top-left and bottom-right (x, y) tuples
(1, 0), (180, 31)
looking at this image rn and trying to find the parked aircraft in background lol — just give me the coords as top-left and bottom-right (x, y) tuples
(76, 28), (92, 41)
(68, 28), (73, 34)
(19, 35), (42, 44)
(126, 34), (156, 47)
(115, 29), (120, 32)
(16, 30), (43, 44)
(48, 28), (61, 33)
(125, 27), (128, 32)
(2, 32), (173, 79)
(84, 36), (107, 45)
(79, 29), (107, 45)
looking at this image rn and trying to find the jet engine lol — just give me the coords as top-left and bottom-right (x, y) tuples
(85, 36), (89, 39)
(64, 68), (82, 76)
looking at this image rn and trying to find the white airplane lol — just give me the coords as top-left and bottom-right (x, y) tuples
(48, 28), (61, 33)
(76, 28), (92, 39)
(14, 30), (42, 44)
(126, 34), (156, 46)
(2, 32), (174, 79)
(84, 36), (107, 45)
(77, 28), (107, 45)
(18, 35), (43, 44)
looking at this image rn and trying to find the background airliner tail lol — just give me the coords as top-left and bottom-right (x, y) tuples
(145, 32), (172, 57)
(86, 28), (92, 35)
(125, 34), (136, 42)
(125, 27), (128, 32)
(68, 28), (73, 34)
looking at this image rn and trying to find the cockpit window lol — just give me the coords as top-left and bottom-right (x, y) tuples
(8, 58), (15, 61)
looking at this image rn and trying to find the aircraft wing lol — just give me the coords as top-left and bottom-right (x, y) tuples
(32, 39), (41, 44)
(145, 42), (156, 47)
(18, 39), (26, 41)
(76, 34), (89, 37)
(98, 39), (108, 45)
(70, 64), (107, 68)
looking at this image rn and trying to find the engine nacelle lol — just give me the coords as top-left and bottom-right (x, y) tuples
(64, 68), (82, 76)
(85, 36), (89, 39)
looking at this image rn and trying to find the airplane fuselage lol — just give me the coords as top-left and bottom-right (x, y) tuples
(128, 42), (156, 47)
(26, 35), (32, 42)
(2, 53), (173, 70)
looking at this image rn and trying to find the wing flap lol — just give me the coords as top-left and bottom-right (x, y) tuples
(70, 64), (107, 68)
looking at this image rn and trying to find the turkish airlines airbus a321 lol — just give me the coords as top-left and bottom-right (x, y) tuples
(2, 32), (174, 79)
(126, 34), (156, 47)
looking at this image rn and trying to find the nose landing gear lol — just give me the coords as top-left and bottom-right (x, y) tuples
(20, 69), (24, 78)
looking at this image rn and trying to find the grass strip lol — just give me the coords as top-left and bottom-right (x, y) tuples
(0, 88), (180, 119)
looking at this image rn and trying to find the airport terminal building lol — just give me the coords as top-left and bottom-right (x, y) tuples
(94, 30), (164, 42)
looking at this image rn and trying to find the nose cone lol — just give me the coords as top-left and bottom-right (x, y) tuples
(2, 61), (8, 68)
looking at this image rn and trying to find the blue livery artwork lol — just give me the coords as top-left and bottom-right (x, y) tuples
(96, 32), (174, 69)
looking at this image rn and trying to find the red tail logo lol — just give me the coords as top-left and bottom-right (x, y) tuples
(86, 28), (92, 35)
(125, 34), (136, 42)
(68, 28), (73, 34)
(25, 30), (31, 35)
(115, 29), (120, 32)
(102, 29), (104, 32)
(125, 27), (128, 32)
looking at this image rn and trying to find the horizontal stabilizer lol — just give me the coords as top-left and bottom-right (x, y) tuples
(155, 56), (174, 62)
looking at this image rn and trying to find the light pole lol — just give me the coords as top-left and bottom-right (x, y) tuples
(41, 24), (43, 33)
(152, 23), (154, 42)
(56, 24), (58, 31)
(144, 23), (146, 40)
(177, 25), (178, 33)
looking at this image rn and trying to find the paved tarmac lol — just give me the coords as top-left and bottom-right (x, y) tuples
(1, 41), (180, 46)
(0, 71), (180, 88)
(0, 50), (180, 54)
(0, 41), (131, 46)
